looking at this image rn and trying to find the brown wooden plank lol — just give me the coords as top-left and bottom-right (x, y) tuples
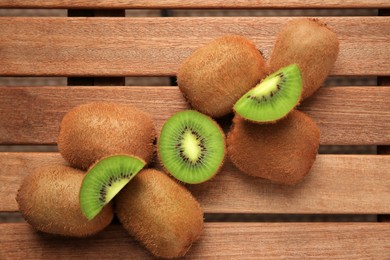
(0, 0), (388, 9)
(0, 17), (389, 76)
(1, 153), (389, 213)
(67, 9), (127, 88)
(299, 86), (390, 145)
(1, 86), (389, 145)
(1, 223), (389, 259)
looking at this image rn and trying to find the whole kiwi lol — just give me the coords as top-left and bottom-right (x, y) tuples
(269, 18), (339, 100)
(115, 169), (204, 258)
(177, 35), (268, 118)
(58, 102), (156, 170)
(227, 110), (320, 185)
(16, 165), (113, 237)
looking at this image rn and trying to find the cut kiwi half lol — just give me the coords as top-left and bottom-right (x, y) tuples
(158, 110), (225, 184)
(80, 154), (145, 220)
(233, 64), (302, 123)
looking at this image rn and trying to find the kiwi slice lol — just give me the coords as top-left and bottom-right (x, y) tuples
(16, 165), (113, 237)
(158, 110), (225, 184)
(269, 18), (339, 100)
(177, 35), (268, 118)
(80, 154), (145, 220)
(115, 169), (204, 258)
(227, 110), (320, 185)
(233, 64), (302, 123)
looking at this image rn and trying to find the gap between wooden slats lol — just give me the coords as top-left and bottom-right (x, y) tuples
(0, 76), (378, 87)
(1, 153), (389, 213)
(0, 212), (380, 223)
(0, 144), (379, 154)
(0, 9), (380, 17)
(0, 17), (389, 76)
(0, 0), (389, 9)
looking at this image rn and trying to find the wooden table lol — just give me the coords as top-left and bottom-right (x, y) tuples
(0, 1), (389, 258)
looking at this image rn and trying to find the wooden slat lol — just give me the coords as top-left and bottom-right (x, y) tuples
(0, 0), (388, 9)
(299, 86), (390, 145)
(1, 223), (389, 259)
(0, 86), (389, 145)
(0, 17), (389, 76)
(1, 153), (389, 213)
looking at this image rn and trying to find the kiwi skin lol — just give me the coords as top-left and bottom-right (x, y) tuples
(177, 35), (268, 118)
(115, 169), (204, 258)
(58, 102), (156, 170)
(269, 18), (339, 100)
(16, 165), (113, 237)
(227, 110), (320, 185)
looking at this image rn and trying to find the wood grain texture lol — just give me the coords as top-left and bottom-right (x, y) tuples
(1, 153), (389, 213)
(1, 223), (389, 259)
(0, 0), (388, 9)
(0, 86), (389, 145)
(0, 17), (389, 76)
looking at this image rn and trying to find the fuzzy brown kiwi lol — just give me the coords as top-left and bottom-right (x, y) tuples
(177, 35), (268, 118)
(227, 110), (320, 185)
(269, 18), (339, 100)
(115, 169), (203, 258)
(58, 102), (156, 170)
(16, 165), (113, 237)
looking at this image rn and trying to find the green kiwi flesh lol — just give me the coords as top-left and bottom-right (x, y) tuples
(227, 110), (320, 185)
(233, 64), (302, 123)
(58, 102), (155, 170)
(115, 169), (204, 258)
(80, 155), (145, 220)
(158, 110), (225, 184)
(177, 35), (268, 118)
(269, 18), (339, 100)
(16, 165), (113, 237)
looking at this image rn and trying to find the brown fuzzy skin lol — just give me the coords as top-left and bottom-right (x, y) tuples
(115, 169), (204, 258)
(58, 102), (156, 170)
(269, 18), (339, 100)
(227, 110), (320, 185)
(16, 165), (113, 237)
(177, 35), (268, 118)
